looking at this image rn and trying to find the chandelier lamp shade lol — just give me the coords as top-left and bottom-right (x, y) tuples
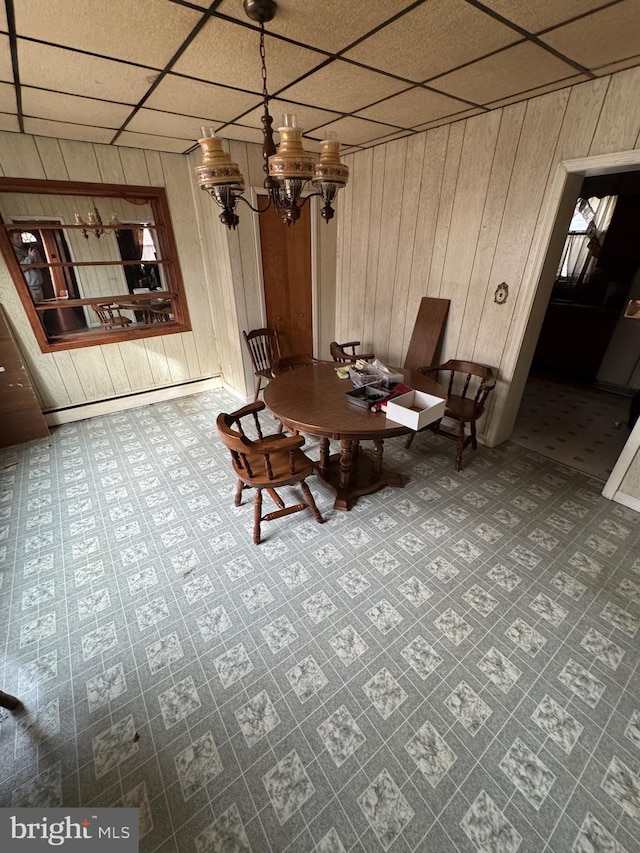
(72, 206), (120, 239)
(194, 0), (349, 229)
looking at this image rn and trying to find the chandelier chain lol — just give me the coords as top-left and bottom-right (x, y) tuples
(259, 23), (269, 106)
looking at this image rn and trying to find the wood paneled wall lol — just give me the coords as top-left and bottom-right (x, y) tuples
(0, 132), (221, 411)
(335, 67), (640, 451)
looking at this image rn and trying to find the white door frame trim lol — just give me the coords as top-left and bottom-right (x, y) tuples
(498, 148), (640, 504)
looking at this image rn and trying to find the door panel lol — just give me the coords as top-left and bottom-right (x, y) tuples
(258, 196), (312, 356)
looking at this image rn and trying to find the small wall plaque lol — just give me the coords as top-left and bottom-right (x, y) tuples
(494, 282), (509, 304)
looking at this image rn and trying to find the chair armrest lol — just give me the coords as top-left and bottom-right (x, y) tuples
(231, 401), (266, 419)
(253, 434), (305, 453)
(416, 364), (442, 376)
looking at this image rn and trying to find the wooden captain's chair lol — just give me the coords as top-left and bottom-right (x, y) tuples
(329, 341), (375, 363)
(406, 360), (496, 471)
(92, 303), (132, 329)
(243, 327), (282, 400)
(216, 402), (323, 544)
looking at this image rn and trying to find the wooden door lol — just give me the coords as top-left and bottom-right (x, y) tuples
(258, 196), (312, 356)
(0, 305), (49, 447)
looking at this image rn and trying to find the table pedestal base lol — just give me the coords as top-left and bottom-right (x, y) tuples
(316, 441), (405, 511)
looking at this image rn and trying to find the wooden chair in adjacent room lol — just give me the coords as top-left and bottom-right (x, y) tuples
(92, 303), (133, 329)
(243, 327), (282, 400)
(329, 341), (375, 363)
(216, 402), (323, 544)
(406, 360), (496, 471)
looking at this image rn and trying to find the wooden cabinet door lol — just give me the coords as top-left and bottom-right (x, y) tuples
(0, 305), (49, 447)
(258, 197), (312, 357)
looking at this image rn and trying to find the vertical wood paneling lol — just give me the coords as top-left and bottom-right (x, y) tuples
(0, 135), (44, 177)
(402, 126), (448, 354)
(438, 111), (502, 360)
(68, 347), (116, 399)
(119, 148), (151, 185)
(554, 77), (610, 162)
(371, 139), (406, 361)
(589, 67), (640, 155)
(361, 146), (386, 351)
(188, 145), (243, 391)
(386, 134), (426, 365)
(473, 89), (570, 368)
(58, 139), (102, 181)
(336, 152), (354, 346)
(145, 151), (165, 186)
(462, 104), (525, 362)
(94, 146), (127, 184)
(429, 122), (465, 297)
(143, 337), (173, 387)
(115, 339), (153, 390)
(35, 137), (68, 180)
(160, 151), (211, 378)
(101, 345), (134, 395)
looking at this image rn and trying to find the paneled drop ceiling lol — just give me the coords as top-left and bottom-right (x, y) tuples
(1, 0), (639, 155)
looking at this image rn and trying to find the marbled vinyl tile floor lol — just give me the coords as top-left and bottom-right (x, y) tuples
(1, 388), (639, 853)
(511, 377), (632, 482)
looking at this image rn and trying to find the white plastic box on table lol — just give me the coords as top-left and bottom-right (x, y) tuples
(385, 390), (446, 430)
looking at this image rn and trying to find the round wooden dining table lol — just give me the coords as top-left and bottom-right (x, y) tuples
(263, 362), (446, 510)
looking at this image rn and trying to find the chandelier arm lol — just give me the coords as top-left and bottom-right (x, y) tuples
(236, 195), (271, 214)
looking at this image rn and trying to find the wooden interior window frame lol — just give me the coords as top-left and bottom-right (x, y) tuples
(0, 177), (191, 352)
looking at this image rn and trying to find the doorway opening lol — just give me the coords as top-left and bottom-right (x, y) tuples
(511, 170), (640, 481)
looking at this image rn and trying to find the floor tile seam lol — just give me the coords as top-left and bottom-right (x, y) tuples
(548, 657), (639, 840)
(431, 624), (620, 841)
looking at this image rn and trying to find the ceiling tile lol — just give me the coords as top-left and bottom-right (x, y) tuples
(429, 41), (580, 104)
(23, 118), (114, 144)
(595, 55), (640, 76)
(411, 107), (485, 132)
(217, 0), (417, 53)
(358, 129), (415, 148)
(278, 59), (407, 113)
(355, 86), (473, 128)
(115, 131), (192, 153)
(485, 75), (587, 109)
(540, 1), (640, 71)
(1, 34), (12, 81)
(126, 108), (215, 141)
(146, 75), (261, 124)
(238, 99), (341, 132)
(211, 122), (324, 152)
(0, 82), (16, 113)
(17, 41), (158, 102)
(309, 115), (401, 146)
(14, 0), (202, 67)
(213, 123), (265, 144)
(173, 18), (326, 93)
(479, 0), (614, 33)
(344, 0), (520, 82)
(0, 114), (20, 132)
(22, 88), (132, 128)
(0, 6), (6, 30)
